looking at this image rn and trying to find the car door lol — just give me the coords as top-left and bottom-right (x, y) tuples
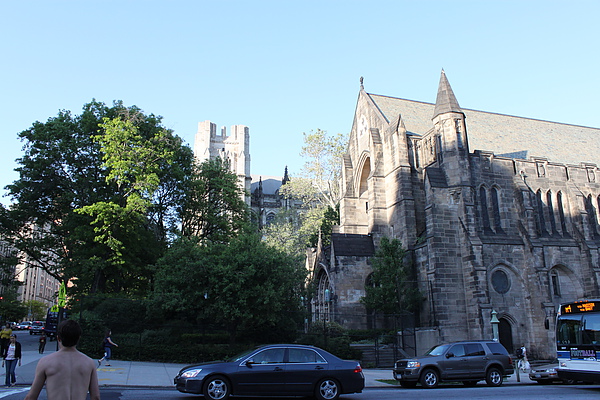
(234, 347), (286, 395)
(285, 348), (329, 395)
(465, 343), (488, 379)
(438, 344), (469, 380)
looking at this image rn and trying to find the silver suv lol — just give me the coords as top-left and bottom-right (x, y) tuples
(393, 340), (514, 388)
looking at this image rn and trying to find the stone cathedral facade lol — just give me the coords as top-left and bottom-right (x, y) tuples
(312, 71), (600, 358)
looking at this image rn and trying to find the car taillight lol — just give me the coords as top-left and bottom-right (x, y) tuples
(354, 364), (362, 373)
(509, 357), (513, 365)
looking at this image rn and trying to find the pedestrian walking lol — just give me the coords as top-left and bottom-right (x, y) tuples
(38, 332), (47, 354)
(24, 319), (100, 400)
(516, 344), (530, 371)
(98, 329), (118, 367)
(0, 325), (12, 355)
(2, 334), (21, 387)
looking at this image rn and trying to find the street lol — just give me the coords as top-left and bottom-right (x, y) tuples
(1, 384), (600, 400)
(4, 330), (600, 399)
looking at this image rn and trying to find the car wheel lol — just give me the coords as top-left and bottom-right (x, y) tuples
(419, 368), (439, 389)
(485, 367), (503, 387)
(563, 379), (576, 385)
(400, 380), (417, 388)
(29, 331), (32, 335)
(203, 375), (230, 400)
(462, 380), (477, 387)
(315, 378), (340, 400)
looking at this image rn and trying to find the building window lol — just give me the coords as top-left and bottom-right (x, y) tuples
(536, 190), (547, 237)
(455, 119), (464, 150)
(491, 187), (503, 233)
(492, 270), (511, 294)
(550, 271), (561, 297)
(585, 195), (598, 237)
(557, 191), (568, 235)
(547, 191), (558, 235)
(480, 187), (492, 233)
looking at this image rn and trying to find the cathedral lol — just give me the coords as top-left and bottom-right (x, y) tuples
(311, 71), (600, 359)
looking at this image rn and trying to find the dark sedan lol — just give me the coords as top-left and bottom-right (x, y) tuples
(174, 344), (365, 400)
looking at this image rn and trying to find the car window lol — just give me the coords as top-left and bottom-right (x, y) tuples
(288, 348), (326, 363)
(486, 342), (509, 355)
(252, 348), (285, 364)
(465, 343), (485, 356)
(448, 344), (466, 357)
(425, 344), (451, 356)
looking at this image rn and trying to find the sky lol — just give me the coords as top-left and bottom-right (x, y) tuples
(1, 0), (599, 206)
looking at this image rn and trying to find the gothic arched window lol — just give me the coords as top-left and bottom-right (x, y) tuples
(536, 190), (547, 237)
(314, 270), (332, 322)
(480, 187), (492, 233)
(547, 190), (558, 235)
(491, 187), (503, 233)
(557, 191), (568, 235)
(585, 195), (598, 237)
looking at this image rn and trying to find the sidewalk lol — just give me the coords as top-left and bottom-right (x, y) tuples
(1, 350), (532, 390)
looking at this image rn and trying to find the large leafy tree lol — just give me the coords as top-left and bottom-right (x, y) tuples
(361, 237), (422, 315)
(264, 129), (346, 252)
(152, 230), (307, 343)
(1, 101), (192, 296)
(180, 157), (249, 244)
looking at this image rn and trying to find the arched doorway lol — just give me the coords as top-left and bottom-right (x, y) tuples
(499, 318), (514, 353)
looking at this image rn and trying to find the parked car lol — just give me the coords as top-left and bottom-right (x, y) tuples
(29, 321), (45, 335)
(529, 364), (575, 384)
(15, 321), (32, 330)
(174, 344), (365, 400)
(393, 340), (514, 388)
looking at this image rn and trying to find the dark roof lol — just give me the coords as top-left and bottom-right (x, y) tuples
(367, 93), (600, 166)
(331, 233), (375, 257)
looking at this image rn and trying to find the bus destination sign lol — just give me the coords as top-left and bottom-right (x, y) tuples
(561, 301), (600, 314)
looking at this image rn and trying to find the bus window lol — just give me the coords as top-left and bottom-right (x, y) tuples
(557, 315), (581, 344)
(582, 314), (600, 345)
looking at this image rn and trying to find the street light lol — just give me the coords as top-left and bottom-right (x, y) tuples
(490, 310), (499, 342)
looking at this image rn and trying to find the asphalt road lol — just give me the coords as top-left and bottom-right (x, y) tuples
(1, 383), (599, 400)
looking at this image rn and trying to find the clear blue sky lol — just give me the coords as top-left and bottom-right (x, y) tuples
(1, 0), (599, 205)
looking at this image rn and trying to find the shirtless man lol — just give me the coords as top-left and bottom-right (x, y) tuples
(24, 319), (100, 400)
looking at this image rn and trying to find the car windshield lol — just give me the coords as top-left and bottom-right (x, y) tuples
(228, 348), (259, 362)
(425, 344), (451, 356)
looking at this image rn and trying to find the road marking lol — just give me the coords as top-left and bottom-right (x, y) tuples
(0, 387), (29, 398)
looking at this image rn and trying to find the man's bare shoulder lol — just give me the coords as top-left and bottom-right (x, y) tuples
(38, 348), (95, 368)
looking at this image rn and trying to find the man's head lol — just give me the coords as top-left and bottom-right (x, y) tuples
(57, 320), (82, 347)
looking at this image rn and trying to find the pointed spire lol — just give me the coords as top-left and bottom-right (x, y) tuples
(433, 69), (463, 119)
(282, 166), (290, 185)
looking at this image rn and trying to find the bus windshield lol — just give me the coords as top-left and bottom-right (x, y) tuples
(557, 313), (600, 346)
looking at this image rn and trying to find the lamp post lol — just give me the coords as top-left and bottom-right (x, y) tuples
(490, 310), (499, 342)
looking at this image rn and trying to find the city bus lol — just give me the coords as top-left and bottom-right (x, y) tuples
(556, 299), (600, 383)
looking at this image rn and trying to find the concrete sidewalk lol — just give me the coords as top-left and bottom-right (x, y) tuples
(1, 350), (532, 390)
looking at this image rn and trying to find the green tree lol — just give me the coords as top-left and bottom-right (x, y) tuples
(361, 237), (422, 314)
(180, 157), (249, 244)
(2, 101), (191, 296)
(152, 230), (307, 343)
(22, 300), (47, 321)
(0, 290), (27, 323)
(266, 129), (345, 252)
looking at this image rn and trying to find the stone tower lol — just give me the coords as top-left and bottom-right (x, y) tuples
(194, 120), (251, 204)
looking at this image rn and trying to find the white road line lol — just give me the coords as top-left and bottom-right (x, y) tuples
(0, 387), (30, 398)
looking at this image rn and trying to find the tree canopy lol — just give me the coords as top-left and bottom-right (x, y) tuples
(151, 230), (307, 342)
(361, 237), (422, 315)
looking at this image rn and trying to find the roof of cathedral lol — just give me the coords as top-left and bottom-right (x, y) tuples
(367, 91), (600, 167)
(250, 175), (282, 195)
(331, 233), (375, 256)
